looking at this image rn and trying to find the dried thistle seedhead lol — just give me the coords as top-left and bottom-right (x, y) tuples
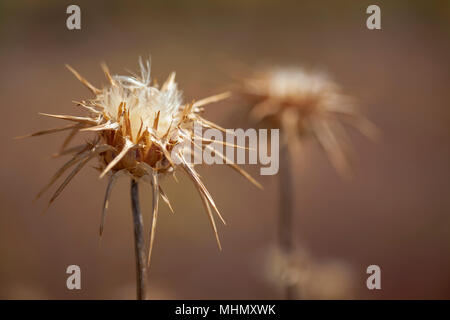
(240, 67), (379, 175)
(65, 60), (229, 179)
(264, 246), (355, 299)
(20, 58), (260, 266)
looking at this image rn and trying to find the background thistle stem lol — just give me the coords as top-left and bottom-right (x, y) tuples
(131, 179), (148, 300)
(278, 142), (296, 300)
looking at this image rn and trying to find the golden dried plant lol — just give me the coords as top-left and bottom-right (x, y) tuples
(264, 246), (355, 299)
(240, 66), (379, 175)
(239, 66), (377, 299)
(19, 58), (261, 266)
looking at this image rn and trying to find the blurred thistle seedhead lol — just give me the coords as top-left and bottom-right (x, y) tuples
(264, 246), (355, 299)
(240, 66), (379, 175)
(19, 58), (261, 265)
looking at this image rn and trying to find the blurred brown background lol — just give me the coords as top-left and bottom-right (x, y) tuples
(1, 0), (450, 299)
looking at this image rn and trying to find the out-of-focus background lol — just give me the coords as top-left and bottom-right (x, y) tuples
(1, 0), (450, 299)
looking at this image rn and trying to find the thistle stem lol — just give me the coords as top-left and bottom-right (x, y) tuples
(278, 143), (296, 300)
(131, 179), (148, 300)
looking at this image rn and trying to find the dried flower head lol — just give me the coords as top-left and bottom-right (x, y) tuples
(241, 67), (379, 175)
(264, 246), (355, 299)
(20, 58), (261, 265)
